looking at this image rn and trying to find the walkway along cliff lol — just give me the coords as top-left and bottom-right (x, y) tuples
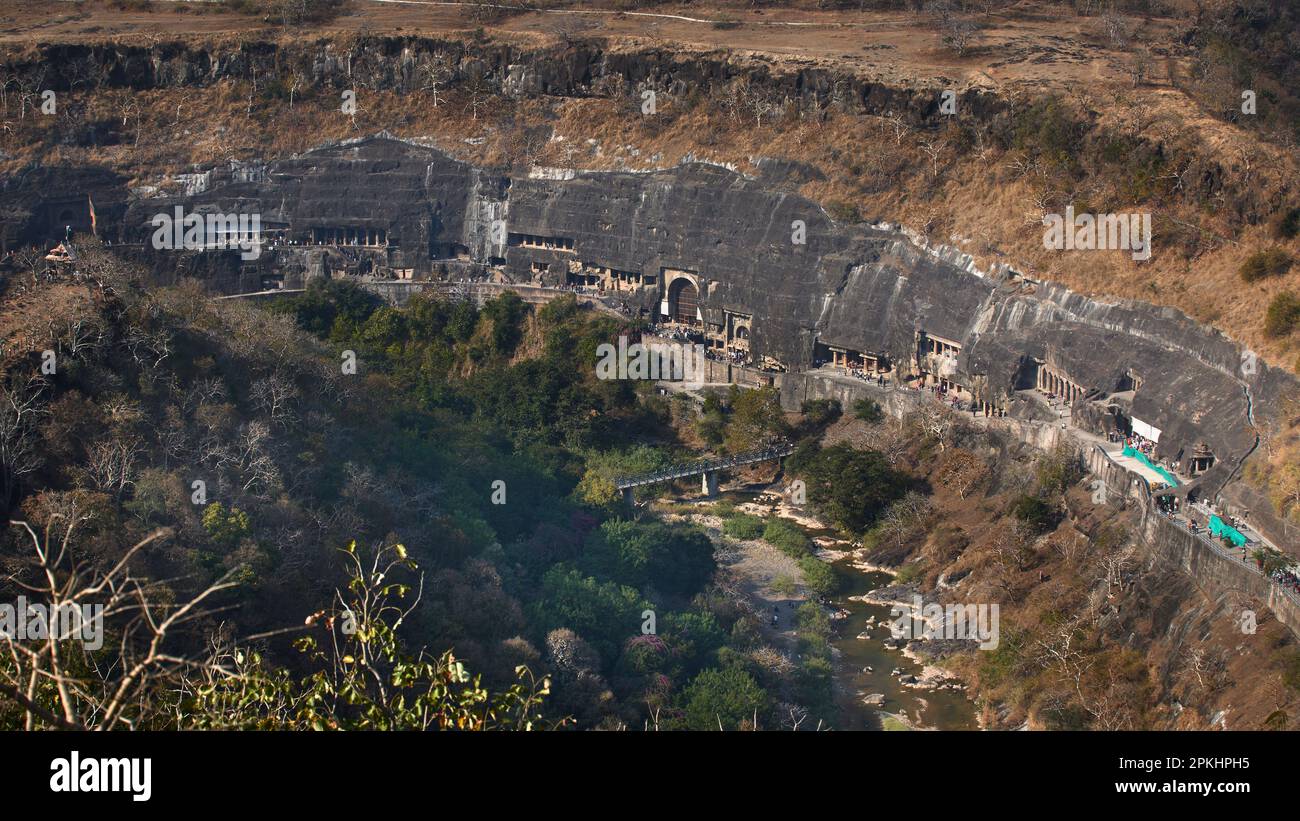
(15, 131), (1300, 632)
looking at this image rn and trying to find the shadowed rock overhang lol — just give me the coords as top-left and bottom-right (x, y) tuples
(117, 134), (1297, 547)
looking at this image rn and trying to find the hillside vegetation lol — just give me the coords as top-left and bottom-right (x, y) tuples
(0, 246), (864, 729)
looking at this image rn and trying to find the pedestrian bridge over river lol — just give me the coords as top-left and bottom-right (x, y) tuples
(614, 442), (796, 503)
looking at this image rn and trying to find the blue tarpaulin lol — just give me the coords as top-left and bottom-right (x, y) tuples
(1121, 445), (1179, 487)
(1209, 515), (1248, 547)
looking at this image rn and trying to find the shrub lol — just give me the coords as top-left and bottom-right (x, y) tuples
(722, 513), (766, 540)
(682, 667), (768, 731)
(711, 500), (737, 517)
(763, 517), (811, 558)
(894, 563), (922, 585)
(1264, 292), (1300, 338)
(1036, 444), (1083, 496)
(202, 502), (251, 547)
(1283, 652), (1300, 693)
(771, 574), (798, 596)
(1011, 494), (1059, 533)
(827, 200), (863, 224)
(787, 443), (916, 533)
(1272, 207), (1300, 240)
(798, 556), (839, 596)
(1239, 247), (1293, 282)
(853, 397), (885, 424)
(800, 398), (842, 430)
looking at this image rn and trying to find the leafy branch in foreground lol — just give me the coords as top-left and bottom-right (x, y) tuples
(0, 520), (556, 730)
(179, 542), (560, 730)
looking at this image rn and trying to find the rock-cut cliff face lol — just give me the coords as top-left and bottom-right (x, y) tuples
(115, 134), (1297, 550)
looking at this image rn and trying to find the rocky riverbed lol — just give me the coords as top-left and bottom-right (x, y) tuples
(668, 487), (979, 731)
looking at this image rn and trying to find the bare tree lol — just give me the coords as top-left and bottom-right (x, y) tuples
(878, 110), (912, 146)
(936, 448), (988, 499)
(1, 518), (238, 730)
(1102, 10), (1131, 50)
(875, 491), (934, 552)
(84, 432), (144, 499)
(919, 137), (945, 180)
(909, 393), (958, 452)
(417, 53), (454, 108)
(0, 375), (47, 509)
(928, 1), (983, 56)
(250, 372), (300, 426)
(288, 68), (308, 110)
(552, 17), (595, 48)
(1129, 46), (1152, 88)
(0, 73), (17, 118)
(1096, 541), (1137, 597)
(119, 99), (142, 147)
(1033, 612), (1097, 716)
(13, 67), (48, 120)
(462, 73), (494, 122)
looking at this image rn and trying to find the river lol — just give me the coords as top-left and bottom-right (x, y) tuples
(691, 490), (979, 731)
(828, 565), (979, 730)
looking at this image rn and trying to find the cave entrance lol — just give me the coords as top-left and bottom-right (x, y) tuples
(668, 278), (699, 325)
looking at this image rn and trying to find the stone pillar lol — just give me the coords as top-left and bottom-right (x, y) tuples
(702, 471), (719, 498)
(622, 487), (634, 508)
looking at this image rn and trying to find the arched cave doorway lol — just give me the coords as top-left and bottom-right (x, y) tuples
(668, 278), (699, 325)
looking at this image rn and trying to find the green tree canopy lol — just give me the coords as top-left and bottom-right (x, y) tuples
(682, 666), (768, 731)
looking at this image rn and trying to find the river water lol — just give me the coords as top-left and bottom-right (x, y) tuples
(689, 491), (979, 730)
(828, 565), (978, 730)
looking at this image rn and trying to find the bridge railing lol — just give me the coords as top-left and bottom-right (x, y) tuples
(614, 442), (795, 490)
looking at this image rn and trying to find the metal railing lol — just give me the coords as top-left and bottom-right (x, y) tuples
(1162, 513), (1300, 609)
(1098, 444), (1300, 610)
(614, 442), (796, 490)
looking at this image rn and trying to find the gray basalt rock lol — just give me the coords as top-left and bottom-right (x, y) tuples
(102, 134), (1300, 550)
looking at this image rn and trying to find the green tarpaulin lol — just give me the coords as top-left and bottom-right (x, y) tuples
(1208, 515), (1248, 547)
(1121, 445), (1179, 487)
